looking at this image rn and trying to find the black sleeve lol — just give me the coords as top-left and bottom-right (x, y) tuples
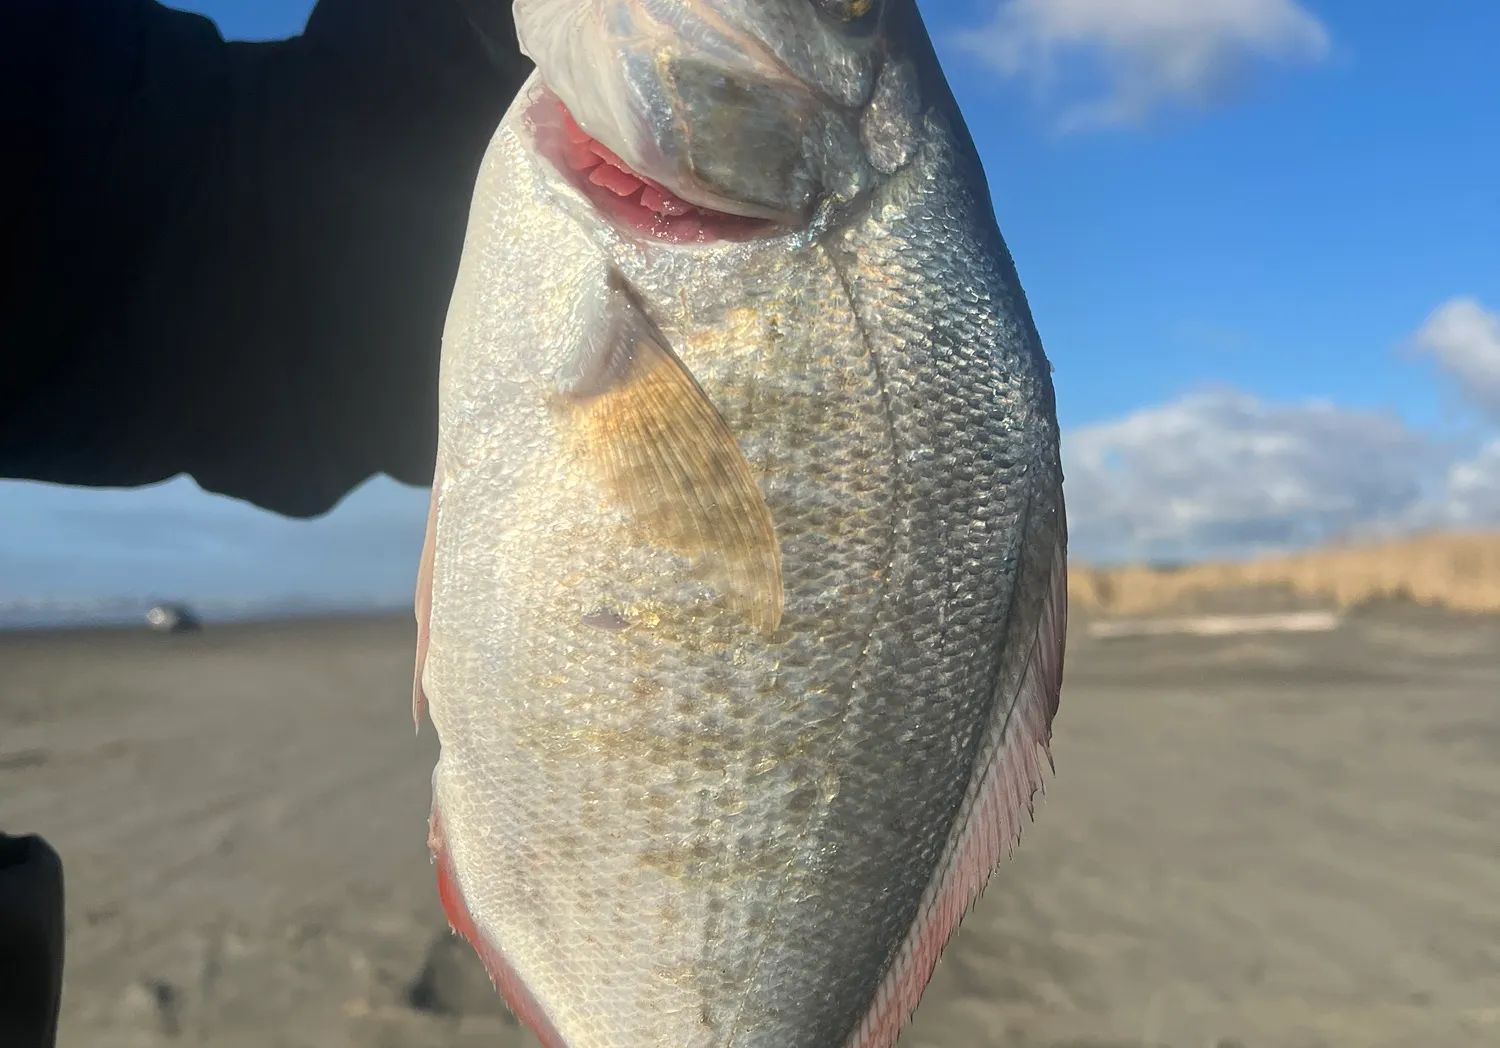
(0, 834), (65, 1048)
(1, 0), (532, 518)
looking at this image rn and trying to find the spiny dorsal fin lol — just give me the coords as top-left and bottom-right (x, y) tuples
(556, 272), (783, 633)
(847, 522), (1069, 1048)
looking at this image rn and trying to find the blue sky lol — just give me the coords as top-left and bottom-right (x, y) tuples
(4, 0), (1498, 613)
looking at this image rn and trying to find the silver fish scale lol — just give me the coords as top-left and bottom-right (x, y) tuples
(424, 72), (1062, 1048)
(701, 115), (1058, 1044)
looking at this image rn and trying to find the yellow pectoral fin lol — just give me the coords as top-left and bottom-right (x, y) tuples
(559, 274), (783, 633)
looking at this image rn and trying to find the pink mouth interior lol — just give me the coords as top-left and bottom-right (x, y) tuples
(530, 93), (772, 245)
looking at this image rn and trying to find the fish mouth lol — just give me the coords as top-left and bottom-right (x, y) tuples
(529, 90), (780, 246)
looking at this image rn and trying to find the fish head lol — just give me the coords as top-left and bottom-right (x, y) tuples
(512, 0), (928, 232)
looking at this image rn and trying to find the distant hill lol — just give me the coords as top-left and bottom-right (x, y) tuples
(1069, 532), (1500, 618)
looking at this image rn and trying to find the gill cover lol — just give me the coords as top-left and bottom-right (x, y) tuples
(512, 0), (884, 222)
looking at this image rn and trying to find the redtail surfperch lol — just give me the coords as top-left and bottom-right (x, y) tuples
(412, 2), (1068, 1045)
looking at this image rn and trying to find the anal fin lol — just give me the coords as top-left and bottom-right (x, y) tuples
(428, 808), (571, 1048)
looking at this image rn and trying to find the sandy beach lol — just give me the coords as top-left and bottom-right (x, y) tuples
(3, 604), (1498, 1047)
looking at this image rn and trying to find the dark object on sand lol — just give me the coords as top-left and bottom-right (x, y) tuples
(146, 604), (202, 634)
(0, 833), (65, 1048)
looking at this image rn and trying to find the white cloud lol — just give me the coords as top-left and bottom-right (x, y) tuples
(1414, 297), (1500, 422)
(1422, 440), (1500, 528)
(1062, 389), (1449, 562)
(957, 0), (1330, 129)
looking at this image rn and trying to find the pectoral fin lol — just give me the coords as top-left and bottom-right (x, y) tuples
(558, 274), (782, 633)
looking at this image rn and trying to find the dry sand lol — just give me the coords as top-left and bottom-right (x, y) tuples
(2, 606), (1498, 1048)
(1070, 531), (1500, 618)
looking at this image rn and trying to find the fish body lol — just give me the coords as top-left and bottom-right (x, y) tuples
(414, 3), (1068, 1046)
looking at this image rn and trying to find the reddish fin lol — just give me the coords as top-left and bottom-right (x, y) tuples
(428, 807), (570, 1048)
(412, 478), (441, 730)
(846, 537), (1068, 1048)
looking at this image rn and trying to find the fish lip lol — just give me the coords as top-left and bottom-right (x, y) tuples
(526, 87), (791, 247)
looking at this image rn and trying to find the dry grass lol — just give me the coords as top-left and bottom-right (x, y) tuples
(1069, 531), (1500, 618)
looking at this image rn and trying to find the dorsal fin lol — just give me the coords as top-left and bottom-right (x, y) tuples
(847, 527), (1069, 1048)
(411, 472), (441, 731)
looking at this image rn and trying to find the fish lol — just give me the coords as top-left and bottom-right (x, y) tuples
(411, 1), (1068, 1046)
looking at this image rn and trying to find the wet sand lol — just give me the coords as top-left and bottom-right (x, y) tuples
(2, 605), (1498, 1047)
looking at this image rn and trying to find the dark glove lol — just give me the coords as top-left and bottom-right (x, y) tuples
(3, 0), (534, 519)
(0, 833), (65, 1048)
(453, 0), (532, 73)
